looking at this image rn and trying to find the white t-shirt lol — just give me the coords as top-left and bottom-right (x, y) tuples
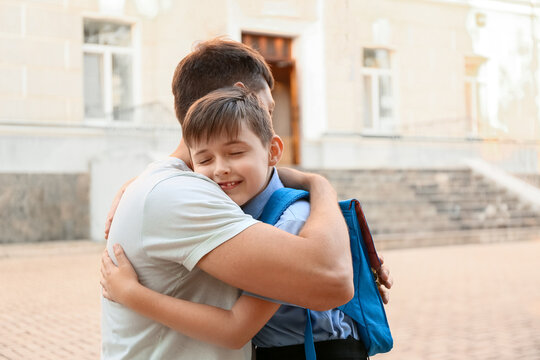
(102, 157), (258, 360)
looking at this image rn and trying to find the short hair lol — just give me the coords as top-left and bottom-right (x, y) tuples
(182, 87), (274, 149)
(172, 38), (274, 124)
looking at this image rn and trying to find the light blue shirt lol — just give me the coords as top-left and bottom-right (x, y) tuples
(242, 169), (358, 347)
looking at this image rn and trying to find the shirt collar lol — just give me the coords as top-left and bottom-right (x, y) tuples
(242, 168), (284, 219)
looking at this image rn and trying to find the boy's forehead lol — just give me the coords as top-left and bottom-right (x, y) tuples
(191, 123), (266, 150)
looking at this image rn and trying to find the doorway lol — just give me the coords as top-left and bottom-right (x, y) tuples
(242, 33), (300, 165)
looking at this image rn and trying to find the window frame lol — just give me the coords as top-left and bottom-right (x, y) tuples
(82, 16), (139, 124)
(361, 47), (397, 135)
(464, 56), (488, 137)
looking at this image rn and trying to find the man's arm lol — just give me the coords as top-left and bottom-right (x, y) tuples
(105, 167), (390, 306)
(198, 171), (354, 311)
(280, 167), (393, 305)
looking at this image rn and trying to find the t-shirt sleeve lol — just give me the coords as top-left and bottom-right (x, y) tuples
(141, 174), (259, 271)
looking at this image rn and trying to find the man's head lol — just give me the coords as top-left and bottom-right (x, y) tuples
(172, 38), (275, 124)
(183, 87), (283, 206)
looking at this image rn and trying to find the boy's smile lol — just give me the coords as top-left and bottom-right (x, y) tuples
(217, 181), (241, 191)
(190, 124), (276, 206)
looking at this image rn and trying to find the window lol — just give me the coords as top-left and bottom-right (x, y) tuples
(464, 56), (487, 136)
(362, 48), (395, 132)
(83, 19), (134, 121)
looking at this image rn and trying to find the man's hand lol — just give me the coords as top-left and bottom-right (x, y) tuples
(376, 254), (393, 304)
(104, 177), (136, 239)
(100, 245), (140, 303)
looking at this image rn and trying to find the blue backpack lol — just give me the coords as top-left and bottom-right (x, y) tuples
(259, 188), (393, 359)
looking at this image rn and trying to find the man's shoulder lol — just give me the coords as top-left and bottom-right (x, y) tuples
(137, 158), (219, 195)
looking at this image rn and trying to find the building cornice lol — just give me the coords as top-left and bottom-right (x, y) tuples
(406, 0), (540, 16)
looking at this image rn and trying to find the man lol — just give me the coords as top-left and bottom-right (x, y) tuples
(101, 38), (392, 359)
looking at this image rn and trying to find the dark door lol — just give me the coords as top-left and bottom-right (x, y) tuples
(242, 33), (300, 165)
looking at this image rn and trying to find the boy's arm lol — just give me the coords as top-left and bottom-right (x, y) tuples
(104, 177), (136, 240)
(197, 170), (354, 311)
(101, 247), (279, 349)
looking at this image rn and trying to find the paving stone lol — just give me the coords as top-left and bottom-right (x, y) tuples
(0, 240), (539, 359)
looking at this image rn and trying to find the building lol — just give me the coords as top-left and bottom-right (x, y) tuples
(1, 0), (539, 242)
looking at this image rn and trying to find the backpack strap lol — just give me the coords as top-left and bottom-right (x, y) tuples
(258, 188), (309, 225)
(304, 309), (316, 360)
(259, 187), (316, 359)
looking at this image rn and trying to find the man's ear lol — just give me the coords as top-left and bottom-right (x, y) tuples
(268, 135), (284, 167)
(233, 82), (246, 89)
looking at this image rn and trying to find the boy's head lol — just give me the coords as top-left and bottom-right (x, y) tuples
(183, 87), (283, 206)
(172, 38), (275, 124)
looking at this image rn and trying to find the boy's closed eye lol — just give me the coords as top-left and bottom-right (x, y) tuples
(229, 151), (245, 156)
(196, 157), (212, 165)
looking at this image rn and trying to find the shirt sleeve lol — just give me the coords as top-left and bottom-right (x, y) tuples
(273, 199), (310, 235)
(141, 173), (259, 271)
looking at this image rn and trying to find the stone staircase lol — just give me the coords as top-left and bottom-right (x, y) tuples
(313, 168), (540, 249)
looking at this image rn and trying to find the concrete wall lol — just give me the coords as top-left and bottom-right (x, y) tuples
(0, 173), (89, 243)
(0, 123), (180, 241)
(303, 135), (540, 173)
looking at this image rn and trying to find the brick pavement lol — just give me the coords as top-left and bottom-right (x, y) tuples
(0, 241), (104, 360)
(0, 239), (539, 359)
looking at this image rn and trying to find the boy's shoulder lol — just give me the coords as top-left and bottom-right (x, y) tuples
(271, 198), (310, 235)
(278, 198), (311, 223)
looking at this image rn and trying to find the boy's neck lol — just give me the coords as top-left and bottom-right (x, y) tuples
(241, 167), (279, 217)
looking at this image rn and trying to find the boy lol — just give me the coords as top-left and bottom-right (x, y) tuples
(101, 86), (368, 359)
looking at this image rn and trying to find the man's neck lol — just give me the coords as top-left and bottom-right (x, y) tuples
(170, 138), (193, 169)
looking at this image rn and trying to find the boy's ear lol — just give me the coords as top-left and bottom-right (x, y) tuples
(268, 135), (284, 167)
(233, 82), (246, 89)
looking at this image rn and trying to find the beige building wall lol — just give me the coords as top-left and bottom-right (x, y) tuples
(322, 0), (540, 140)
(0, 1), (82, 122)
(301, 0), (540, 171)
(1, 0), (539, 164)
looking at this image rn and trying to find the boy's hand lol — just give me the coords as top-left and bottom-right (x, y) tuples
(376, 254), (393, 304)
(101, 245), (139, 304)
(278, 167), (329, 193)
(104, 177), (136, 239)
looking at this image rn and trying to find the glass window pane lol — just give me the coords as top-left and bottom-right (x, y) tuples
(363, 48), (390, 69)
(83, 53), (104, 118)
(363, 75), (373, 128)
(112, 53), (133, 121)
(379, 75), (393, 119)
(84, 19), (131, 46)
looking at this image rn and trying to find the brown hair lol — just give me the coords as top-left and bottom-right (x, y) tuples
(183, 87), (274, 148)
(172, 38), (274, 124)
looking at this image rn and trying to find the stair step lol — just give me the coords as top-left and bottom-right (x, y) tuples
(375, 227), (540, 249)
(313, 167), (540, 248)
(370, 215), (540, 232)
